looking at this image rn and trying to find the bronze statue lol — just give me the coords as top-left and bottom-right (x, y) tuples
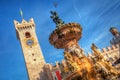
(50, 11), (64, 27)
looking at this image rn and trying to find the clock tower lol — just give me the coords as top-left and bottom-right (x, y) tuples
(14, 18), (46, 80)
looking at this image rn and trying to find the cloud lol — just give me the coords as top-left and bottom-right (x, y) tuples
(72, 0), (81, 20)
(94, 31), (109, 43)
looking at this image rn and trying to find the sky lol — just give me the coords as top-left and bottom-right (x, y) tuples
(0, 0), (120, 80)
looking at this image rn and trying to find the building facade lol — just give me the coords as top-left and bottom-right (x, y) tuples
(14, 17), (120, 80)
(46, 27), (120, 80)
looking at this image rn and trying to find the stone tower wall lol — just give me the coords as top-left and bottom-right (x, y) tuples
(14, 18), (46, 80)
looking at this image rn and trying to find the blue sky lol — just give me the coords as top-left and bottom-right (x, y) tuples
(0, 0), (120, 80)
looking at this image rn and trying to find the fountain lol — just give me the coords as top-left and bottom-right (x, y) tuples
(49, 11), (96, 80)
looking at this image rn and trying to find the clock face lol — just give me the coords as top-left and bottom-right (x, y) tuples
(26, 39), (34, 46)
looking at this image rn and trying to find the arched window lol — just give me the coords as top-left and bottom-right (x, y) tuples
(25, 32), (31, 38)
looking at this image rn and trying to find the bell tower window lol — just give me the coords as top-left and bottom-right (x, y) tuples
(25, 32), (31, 38)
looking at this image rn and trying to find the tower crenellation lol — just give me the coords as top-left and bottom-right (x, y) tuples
(14, 18), (35, 32)
(89, 44), (119, 61)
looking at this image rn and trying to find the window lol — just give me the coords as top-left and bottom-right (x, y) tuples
(33, 59), (36, 61)
(25, 32), (31, 38)
(32, 53), (34, 56)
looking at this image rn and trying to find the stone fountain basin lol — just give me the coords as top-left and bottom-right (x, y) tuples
(49, 23), (82, 49)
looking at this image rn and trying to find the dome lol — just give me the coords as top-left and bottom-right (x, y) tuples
(109, 27), (117, 32)
(109, 27), (118, 36)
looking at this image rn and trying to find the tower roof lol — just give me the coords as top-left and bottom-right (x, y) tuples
(14, 18), (35, 40)
(14, 18), (35, 30)
(109, 27), (117, 32)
